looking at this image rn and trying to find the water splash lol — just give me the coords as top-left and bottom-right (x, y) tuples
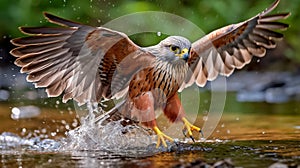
(0, 132), (60, 151)
(61, 103), (158, 155)
(62, 118), (153, 151)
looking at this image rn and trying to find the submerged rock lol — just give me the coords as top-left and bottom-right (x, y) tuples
(225, 71), (300, 103)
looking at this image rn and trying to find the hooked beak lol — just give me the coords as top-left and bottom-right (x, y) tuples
(175, 48), (190, 60)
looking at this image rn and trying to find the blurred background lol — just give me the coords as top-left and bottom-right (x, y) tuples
(1, 0), (299, 65)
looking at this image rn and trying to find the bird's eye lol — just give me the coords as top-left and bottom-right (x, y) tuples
(170, 45), (179, 52)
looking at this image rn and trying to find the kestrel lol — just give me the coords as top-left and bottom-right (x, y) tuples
(10, 0), (289, 147)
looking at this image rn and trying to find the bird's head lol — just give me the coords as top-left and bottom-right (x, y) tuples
(157, 36), (191, 62)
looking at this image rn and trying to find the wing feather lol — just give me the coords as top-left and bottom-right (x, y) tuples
(182, 0), (290, 89)
(10, 12), (155, 105)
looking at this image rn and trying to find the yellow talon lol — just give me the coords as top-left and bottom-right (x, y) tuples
(153, 126), (174, 148)
(182, 117), (203, 141)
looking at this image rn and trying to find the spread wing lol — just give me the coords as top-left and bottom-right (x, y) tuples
(181, 0), (290, 90)
(10, 12), (155, 105)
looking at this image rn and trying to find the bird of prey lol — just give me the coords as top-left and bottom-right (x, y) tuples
(10, 0), (289, 147)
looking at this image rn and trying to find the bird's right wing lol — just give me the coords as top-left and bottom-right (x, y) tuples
(10, 12), (155, 105)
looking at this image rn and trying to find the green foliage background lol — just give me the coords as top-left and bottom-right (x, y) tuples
(0, 0), (299, 63)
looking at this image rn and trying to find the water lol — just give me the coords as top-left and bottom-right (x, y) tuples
(0, 138), (299, 167)
(11, 106), (41, 120)
(0, 91), (299, 167)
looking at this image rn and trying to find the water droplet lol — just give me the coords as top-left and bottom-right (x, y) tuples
(41, 128), (47, 134)
(72, 121), (78, 127)
(61, 120), (67, 125)
(11, 107), (21, 116)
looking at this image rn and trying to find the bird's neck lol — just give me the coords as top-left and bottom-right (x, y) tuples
(154, 58), (189, 87)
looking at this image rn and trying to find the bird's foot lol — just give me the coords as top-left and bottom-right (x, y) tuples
(153, 126), (174, 148)
(182, 117), (203, 142)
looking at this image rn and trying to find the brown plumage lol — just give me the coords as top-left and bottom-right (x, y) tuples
(10, 0), (289, 147)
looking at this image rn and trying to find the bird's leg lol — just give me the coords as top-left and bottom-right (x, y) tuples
(182, 117), (203, 142)
(153, 126), (174, 148)
(132, 92), (173, 148)
(164, 94), (203, 141)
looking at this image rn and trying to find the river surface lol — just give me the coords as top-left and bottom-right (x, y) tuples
(0, 90), (299, 168)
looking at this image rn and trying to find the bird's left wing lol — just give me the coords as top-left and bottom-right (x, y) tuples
(10, 13), (155, 105)
(180, 0), (290, 90)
